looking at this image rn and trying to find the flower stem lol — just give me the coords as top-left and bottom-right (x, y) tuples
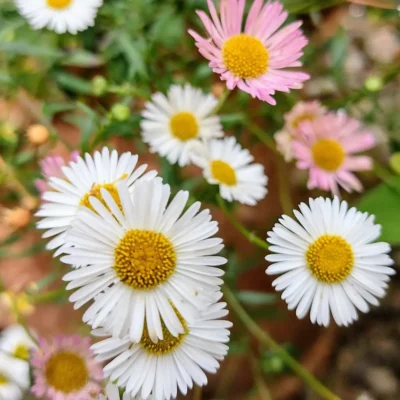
(223, 285), (341, 400)
(217, 195), (269, 251)
(213, 88), (230, 114)
(193, 385), (202, 400)
(251, 351), (273, 400)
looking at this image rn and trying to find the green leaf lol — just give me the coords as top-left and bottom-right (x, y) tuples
(237, 291), (277, 306)
(14, 150), (35, 166)
(62, 50), (105, 68)
(53, 72), (93, 95)
(42, 102), (77, 117)
(358, 177), (400, 245)
(0, 41), (62, 58)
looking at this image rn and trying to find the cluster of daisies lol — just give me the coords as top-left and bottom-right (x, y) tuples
(275, 101), (377, 194)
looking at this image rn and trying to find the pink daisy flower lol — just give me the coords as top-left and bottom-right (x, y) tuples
(30, 335), (103, 400)
(189, 0), (310, 105)
(275, 100), (327, 161)
(35, 151), (79, 198)
(293, 112), (376, 194)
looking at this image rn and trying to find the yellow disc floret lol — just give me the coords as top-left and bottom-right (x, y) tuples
(45, 352), (88, 393)
(13, 344), (30, 361)
(306, 234), (354, 283)
(223, 34), (269, 79)
(47, 0), (72, 9)
(0, 374), (8, 385)
(170, 112), (199, 141)
(140, 307), (188, 354)
(211, 160), (237, 186)
(312, 139), (345, 172)
(114, 230), (176, 290)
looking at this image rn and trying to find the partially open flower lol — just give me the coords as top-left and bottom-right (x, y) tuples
(26, 124), (50, 145)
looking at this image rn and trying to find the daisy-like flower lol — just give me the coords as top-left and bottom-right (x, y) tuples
(266, 197), (395, 327)
(0, 324), (36, 361)
(191, 137), (268, 205)
(275, 101), (326, 162)
(0, 353), (30, 400)
(140, 84), (223, 167)
(36, 147), (157, 255)
(189, 0), (309, 105)
(14, 0), (103, 34)
(30, 335), (103, 400)
(61, 179), (226, 342)
(92, 301), (232, 400)
(98, 383), (155, 400)
(293, 112), (376, 194)
(35, 151), (79, 199)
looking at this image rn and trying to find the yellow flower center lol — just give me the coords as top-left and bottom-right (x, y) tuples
(170, 112), (199, 141)
(306, 235), (354, 283)
(140, 308), (188, 354)
(114, 230), (176, 290)
(312, 139), (345, 172)
(211, 160), (237, 186)
(45, 351), (88, 394)
(222, 34), (269, 79)
(80, 174), (128, 213)
(292, 114), (315, 129)
(46, 0), (72, 9)
(0, 374), (8, 385)
(13, 344), (30, 360)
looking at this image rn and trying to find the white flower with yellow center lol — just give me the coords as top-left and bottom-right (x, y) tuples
(0, 325), (36, 361)
(14, 0), (103, 34)
(36, 147), (157, 256)
(0, 353), (29, 400)
(191, 137), (268, 206)
(266, 197), (395, 327)
(92, 302), (232, 400)
(140, 84), (223, 167)
(62, 179), (226, 342)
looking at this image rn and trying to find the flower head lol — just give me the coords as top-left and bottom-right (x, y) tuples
(189, 0), (309, 104)
(266, 197), (395, 327)
(15, 0), (103, 34)
(275, 100), (327, 161)
(141, 84), (223, 166)
(0, 325), (36, 361)
(61, 179), (225, 342)
(0, 352), (30, 400)
(292, 112), (376, 194)
(92, 301), (232, 400)
(191, 137), (268, 205)
(30, 335), (103, 400)
(36, 147), (157, 255)
(27, 124), (50, 145)
(35, 151), (79, 198)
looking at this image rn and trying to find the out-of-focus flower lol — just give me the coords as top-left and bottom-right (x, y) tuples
(365, 26), (399, 64)
(92, 302), (232, 400)
(189, 0), (309, 105)
(36, 147), (157, 256)
(2, 207), (31, 231)
(266, 196), (394, 327)
(35, 151), (80, 198)
(292, 112), (376, 194)
(30, 335), (103, 400)
(0, 291), (35, 319)
(0, 325), (36, 361)
(141, 84), (223, 166)
(0, 121), (17, 145)
(62, 179), (224, 342)
(92, 75), (108, 97)
(0, 352), (30, 400)
(26, 124), (50, 145)
(191, 137), (268, 205)
(111, 104), (130, 122)
(15, 0), (104, 35)
(275, 101), (327, 161)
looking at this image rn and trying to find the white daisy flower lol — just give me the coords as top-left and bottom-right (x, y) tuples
(0, 353), (30, 400)
(266, 196), (395, 327)
(36, 147), (157, 256)
(14, 0), (103, 35)
(0, 325), (36, 361)
(191, 137), (268, 206)
(140, 84), (223, 167)
(98, 383), (155, 400)
(61, 179), (226, 342)
(92, 301), (232, 400)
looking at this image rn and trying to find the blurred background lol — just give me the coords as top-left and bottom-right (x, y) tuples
(0, 0), (399, 399)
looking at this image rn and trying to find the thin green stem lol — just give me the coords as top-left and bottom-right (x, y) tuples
(217, 195), (269, 251)
(244, 120), (277, 153)
(373, 161), (400, 196)
(223, 285), (341, 400)
(193, 385), (202, 400)
(251, 351), (273, 400)
(212, 89), (230, 114)
(277, 157), (294, 215)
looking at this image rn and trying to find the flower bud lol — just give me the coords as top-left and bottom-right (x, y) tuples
(27, 124), (49, 145)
